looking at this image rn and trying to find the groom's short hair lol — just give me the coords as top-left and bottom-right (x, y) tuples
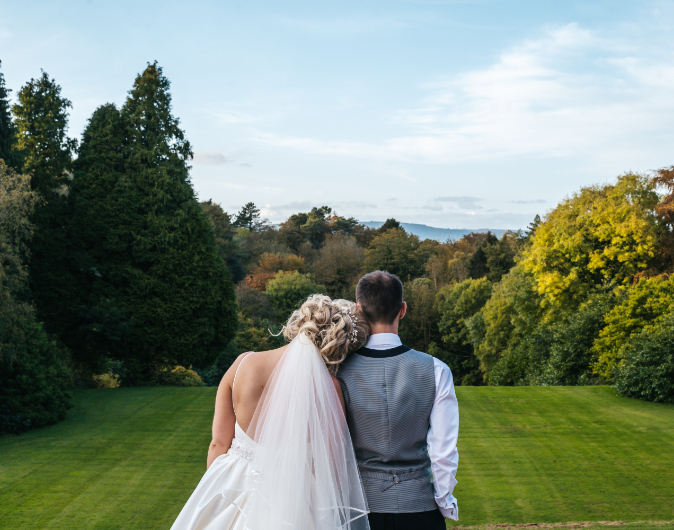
(356, 271), (403, 325)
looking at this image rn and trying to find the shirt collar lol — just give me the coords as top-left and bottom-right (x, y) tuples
(365, 333), (402, 350)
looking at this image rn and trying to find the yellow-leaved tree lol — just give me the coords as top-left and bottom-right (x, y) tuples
(520, 173), (660, 314)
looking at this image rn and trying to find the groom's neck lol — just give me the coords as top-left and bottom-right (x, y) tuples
(368, 320), (400, 336)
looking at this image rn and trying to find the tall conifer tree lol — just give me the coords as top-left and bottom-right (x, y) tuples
(0, 61), (21, 170)
(67, 104), (129, 371)
(70, 64), (237, 380)
(12, 72), (78, 337)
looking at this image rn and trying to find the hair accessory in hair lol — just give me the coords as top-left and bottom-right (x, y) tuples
(333, 303), (359, 345)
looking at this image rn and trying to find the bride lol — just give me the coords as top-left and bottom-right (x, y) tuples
(171, 295), (371, 530)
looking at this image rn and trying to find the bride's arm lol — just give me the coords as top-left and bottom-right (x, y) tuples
(331, 375), (346, 417)
(206, 354), (247, 469)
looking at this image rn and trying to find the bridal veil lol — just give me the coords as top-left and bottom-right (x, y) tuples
(242, 333), (370, 530)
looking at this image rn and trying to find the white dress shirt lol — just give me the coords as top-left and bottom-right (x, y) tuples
(364, 333), (460, 520)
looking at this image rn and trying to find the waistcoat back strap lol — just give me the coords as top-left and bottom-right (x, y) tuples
(359, 468), (431, 492)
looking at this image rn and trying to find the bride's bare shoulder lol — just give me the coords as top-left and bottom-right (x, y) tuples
(246, 344), (287, 366)
(224, 345), (287, 384)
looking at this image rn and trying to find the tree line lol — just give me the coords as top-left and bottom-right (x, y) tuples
(1, 61), (673, 435)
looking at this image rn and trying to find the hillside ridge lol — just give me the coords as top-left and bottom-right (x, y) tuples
(361, 221), (512, 241)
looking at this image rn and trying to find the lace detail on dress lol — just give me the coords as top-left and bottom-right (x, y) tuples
(228, 438), (255, 461)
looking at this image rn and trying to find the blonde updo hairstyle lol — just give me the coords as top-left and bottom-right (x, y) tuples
(283, 294), (370, 375)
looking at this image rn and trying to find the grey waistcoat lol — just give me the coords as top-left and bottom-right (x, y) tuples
(337, 345), (437, 513)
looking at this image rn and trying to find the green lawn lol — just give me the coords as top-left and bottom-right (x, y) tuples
(0, 386), (672, 529)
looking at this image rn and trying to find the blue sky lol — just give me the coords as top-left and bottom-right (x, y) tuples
(2, 0), (673, 229)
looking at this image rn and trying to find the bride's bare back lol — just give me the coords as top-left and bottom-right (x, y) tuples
(206, 345), (346, 468)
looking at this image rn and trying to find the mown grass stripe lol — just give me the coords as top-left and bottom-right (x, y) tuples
(0, 386), (672, 529)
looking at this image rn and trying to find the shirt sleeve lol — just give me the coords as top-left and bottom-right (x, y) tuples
(428, 358), (460, 520)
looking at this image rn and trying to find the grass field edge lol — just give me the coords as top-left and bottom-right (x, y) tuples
(449, 521), (674, 530)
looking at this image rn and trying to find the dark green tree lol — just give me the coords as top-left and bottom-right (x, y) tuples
(234, 202), (264, 231)
(615, 312), (674, 404)
(120, 62), (237, 380)
(301, 207), (332, 247)
(484, 233), (517, 282)
(12, 71), (78, 338)
(0, 61), (22, 170)
(279, 207), (358, 250)
(278, 217), (307, 254)
(201, 200), (245, 283)
(68, 63), (238, 382)
(0, 161), (71, 434)
(518, 214), (541, 246)
(437, 278), (493, 385)
(362, 228), (425, 280)
(12, 71), (77, 199)
(67, 103), (129, 372)
(399, 278), (441, 352)
(468, 233), (498, 279)
(379, 218), (403, 233)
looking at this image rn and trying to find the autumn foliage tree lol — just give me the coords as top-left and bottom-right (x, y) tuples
(520, 173), (660, 313)
(313, 234), (364, 298)
(245, 253), (306, 290)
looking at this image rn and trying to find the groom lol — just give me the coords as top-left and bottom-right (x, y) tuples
(338, 271), (459, 530)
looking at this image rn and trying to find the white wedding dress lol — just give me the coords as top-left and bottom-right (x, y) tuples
(171, 334), (370, 530)
(170, 420), (255, 530)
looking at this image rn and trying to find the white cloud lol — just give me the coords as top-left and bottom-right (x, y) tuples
(194, 149), (252, 166)
(257, 23), (674, 166)
(194, 151), (229, 165)
(435, 196), (483, 209)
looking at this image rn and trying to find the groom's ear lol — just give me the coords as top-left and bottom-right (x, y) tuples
(356, 302), (363, 312)
(399, 302), (407, 320)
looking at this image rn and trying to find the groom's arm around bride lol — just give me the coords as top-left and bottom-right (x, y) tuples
(338, 271), (459, 530)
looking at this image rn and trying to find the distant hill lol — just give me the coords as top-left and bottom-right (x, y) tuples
(361, 222), (512, 242)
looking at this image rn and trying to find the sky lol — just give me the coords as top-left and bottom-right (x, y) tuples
(2, 0), (673, 229)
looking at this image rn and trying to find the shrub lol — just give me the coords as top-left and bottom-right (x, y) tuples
(614, 312), (674, 403)
(156, 365), (205, 387)
(0, 321), (73, 435)
(92, 372), (120, 389)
